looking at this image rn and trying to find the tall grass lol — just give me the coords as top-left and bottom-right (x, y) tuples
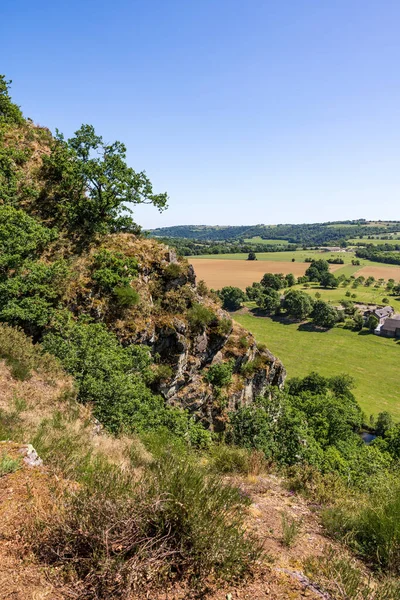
(281, 511), (301, 548)
(305, 547), (400, 600)
(322, 477), (400, 575)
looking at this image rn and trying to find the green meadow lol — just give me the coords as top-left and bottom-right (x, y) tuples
(189, 248), (400, 272)
(293, 282), (400, 313)
(348, 236), (400, 245)
(190, 249), (353, 261)
(243, 236), (289, 245)
(234, 311), (400, 420)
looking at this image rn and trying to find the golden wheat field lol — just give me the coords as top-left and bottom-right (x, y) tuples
(356, 265), (400, 282)
(190, 259), (343, 290)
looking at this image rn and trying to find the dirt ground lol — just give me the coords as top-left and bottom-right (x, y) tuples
(0, 447), (335, 600)
(190, 259), (343, 291)
(356, 265), (400, 282)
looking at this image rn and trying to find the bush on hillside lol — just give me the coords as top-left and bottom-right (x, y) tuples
(187, 303), (216, 331)
(29, 453), (259, 597)
(205, 359), (234, 388)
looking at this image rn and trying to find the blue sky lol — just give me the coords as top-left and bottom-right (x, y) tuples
(1, 1), (400, 228)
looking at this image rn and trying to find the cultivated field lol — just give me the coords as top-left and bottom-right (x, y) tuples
(234, 312), (400, 419)
(190, 259), (342, 290)
(190, 249), (400, 283)
(356, 265), (400, 281)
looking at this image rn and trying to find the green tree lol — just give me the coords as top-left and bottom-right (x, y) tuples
(320, 272), (339, 288)
(312, 300), (338, 328)
(257, 288), (280, 313)
(246, 282), (263, 302)
(247, 251), (257, 261)
(305, 259), (329, 282)
(284, 290), (314, 320)
(219, 286), (247, 310)
(366, 314), (379, 331)
(0, 76), (23, 124)
(376, 412), (394, 437)
(261, 272), (285, 290)
(39, 124), (168, 235)
(284, 273), (296, 287)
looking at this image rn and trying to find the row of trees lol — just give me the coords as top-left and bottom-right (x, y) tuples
(356, 246), (400, 266)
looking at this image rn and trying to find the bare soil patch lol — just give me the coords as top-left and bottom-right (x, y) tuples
(356, 265), (400, 282)
(190, 259), (341, 290)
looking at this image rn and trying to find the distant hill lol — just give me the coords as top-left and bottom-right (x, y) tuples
(150, 220), (400, 245)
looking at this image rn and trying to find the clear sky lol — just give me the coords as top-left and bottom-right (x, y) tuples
(1, 1), (400, 228)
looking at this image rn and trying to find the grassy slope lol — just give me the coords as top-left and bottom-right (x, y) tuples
(234, 312), (400, 419)
(243, 237), (289, 245)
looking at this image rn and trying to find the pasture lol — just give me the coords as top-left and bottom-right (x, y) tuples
(234, 312), (400, 420)
(349, 236), (400, 245)
(295, 282), (400, 313)
(190, 249), (352, 262)
(243, 236), (289, 245)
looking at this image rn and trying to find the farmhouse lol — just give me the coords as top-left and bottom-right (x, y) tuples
(380, 315), (400, 338)
(364, 305), (394, 324)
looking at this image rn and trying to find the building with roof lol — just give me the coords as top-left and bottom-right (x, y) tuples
(365, 305), (394, 324)
(380, 315), (400, 338)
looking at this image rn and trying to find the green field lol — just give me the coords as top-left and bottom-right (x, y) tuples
(292, 282), (400, 313)
(349, 236), (400, 245)
(189, 249), (400, 271)
(190, 249), (353, 262)
(234, 312), (400, 419)
(243, 236), (289, 245)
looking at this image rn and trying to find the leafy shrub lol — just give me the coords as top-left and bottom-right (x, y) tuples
(238, 336), (249, 349)
(196, 279), (208, 296)
(162, 285), (194, 313)
(163, 262), (182, 280)
(0, 76), (24, 124)
(0, 259), (70, 333)
(113, 285), (139, 307)
(219, 286), (246, 310)
(151, 363), (173, 382)
(0, 205), (55, 274)
(216, 317), (232, 336)
(187, 303), (215, 331)
(91, 249), (138, 292)
(205, 360), (234, 388)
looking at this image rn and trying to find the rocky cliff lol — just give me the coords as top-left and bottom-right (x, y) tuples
(63, 233), (286, 430)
